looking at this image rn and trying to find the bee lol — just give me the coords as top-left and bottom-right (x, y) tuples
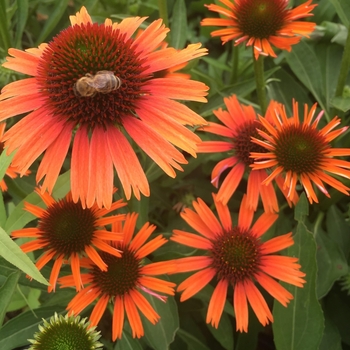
(73, 70), (122, 97)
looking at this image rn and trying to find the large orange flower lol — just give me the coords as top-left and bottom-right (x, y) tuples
(197, 95), (297, 212)
(59, 213), (175, 340)
(250, 101), (350, 204)
(201, 0), (317, 59)
(170, 194), (305, 332)
(12, 188), (126, 292)
(0, 7), (208, 209)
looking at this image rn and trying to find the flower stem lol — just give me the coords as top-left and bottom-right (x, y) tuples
(334, 25), (350, 99)
(253, 52), (268, 115)
(158, 0), (169, 28)
(230, 43), (239, 84)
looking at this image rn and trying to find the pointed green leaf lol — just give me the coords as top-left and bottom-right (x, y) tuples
(0, 227), (48, 285)
(319, 317), (342, 350)
(286, 41), (327, 116)
(315, 224), (348, 298)
(177, 329), (211, 350)
(0, 271), (20, 326)
(142, 293), (179, 350)
(14, 0), (28, 48)
(170, 0), (187, 49)
(114, 330), (143, 350)
(330, 96), (350, 112)
(294, 193), (309, 222)
(0, 148), (15, 188)
(273, 222), (324, 350)
(330, 0), (350, 27)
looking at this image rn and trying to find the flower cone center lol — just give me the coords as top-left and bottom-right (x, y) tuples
(91, 250), (140, 297)
(32, 320), (96, 350)
(274, 124), (327, 174)
(39, 199), (97, 257)
(233, 120), (267, 166)
(211, 228), (261, 284)
(236, 0), (287, 39)
(37, 22), (147, 129)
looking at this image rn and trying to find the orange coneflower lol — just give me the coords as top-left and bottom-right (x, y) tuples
(59, 213), (176, 340)
(0, 7), (208, 209)
(197, 95), (297, 212)
(0, 122), (29, 191)
(11, 188), (126, 292)
(250, 101), (350, 204)
(170, 194), (305, 332)
(201, 0), (317, 59)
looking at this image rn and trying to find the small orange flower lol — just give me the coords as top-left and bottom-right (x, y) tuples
(12, 188), (126, 292)
(170, 194), (305, 332)
(0, 123), (29, 191)
(59, 213), (176, 340)
(197, 95), (297, 212)
(201, 0), (317, 59)
(0, 7), (208, 209)
(250, 101), (350, 204)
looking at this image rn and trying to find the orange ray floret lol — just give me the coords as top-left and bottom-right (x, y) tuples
(201, 0), (317, 59)
(0, 6), (209, 209)
(169, 194), (305, 332)
(59, 213), (176, 341)
(11, 188), (126, 292)
(250, 100), (350, 204)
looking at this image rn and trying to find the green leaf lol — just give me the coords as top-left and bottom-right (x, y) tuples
(0, 0), (11, 53)
(176, 329), (211, 350)
(0, 271), (20, 326)
(203, 311), (234, 350)
(0, 227), (48, 285)
(0, 148), (15, 189)
(0, 306), (66, 350)
(330, 96), (350, 112)
(315, 223), (348, 298)
(273, 222), (324, 350)
(0, 192), (5, 227)
(170, 0), (187, 49)
(294, 193), (309, 222)
(286, 40), (327, 117)
(142, 293), (179, 350)
(319, 317), (342, 350)
(326, 206), (350, 258)
(330, 0), (350, 27)
(14, 0), (28, 48)
(35, 0), (70, 45)
(114, 330), (143, 350)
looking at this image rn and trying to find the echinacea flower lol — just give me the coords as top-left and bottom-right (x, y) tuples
(28, 313), (103, 350)
(0, 7), (208, 209)
(12, 188), (126, 292)
(201, 0), (317, 59)
(197, 95), (297, 212)
(250, 101), (350, 204)
(170, 194), (305, 332)
(59, 213), (176, 340)
(0, 122), (29, 191)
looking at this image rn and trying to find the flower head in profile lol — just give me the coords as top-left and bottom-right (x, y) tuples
(59, 213), (176, 341)
(0, 122), (29, 191)
(12, 188), (126, 292)
(250, 101), (350, 204)
(201, 0), (317, 59)
(170, 194), (305, 332)
(0, 7), (208, 209)
(28, 313), (103, 350)
(197, 95), (297, 212)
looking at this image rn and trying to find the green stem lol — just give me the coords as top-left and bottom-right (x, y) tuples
(253, 52), (267, 115)
(158, 0), (169, 28)
(334, 25), (350, 98)
(230, 43), (239, 84)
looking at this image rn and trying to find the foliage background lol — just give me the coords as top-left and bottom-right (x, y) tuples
(0, 0), (350, 349)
